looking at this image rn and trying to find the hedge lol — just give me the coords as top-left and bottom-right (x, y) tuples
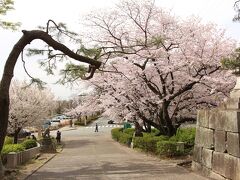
(4, 136), (13, 145)
(176, 127), (196, 146)
(123, 128), (135, 136)
(119, 133), (132, 146)
(22, 139), (38, 149)
(1, 144), (25, 155)
(169, 127), (196, 147)
(111, 128), (123, 141)
(133, 135), (169, 153)
(111, 127), (196, 157)
(156, 141), (184, 157)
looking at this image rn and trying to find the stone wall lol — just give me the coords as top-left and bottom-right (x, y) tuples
(192, 98), (240, 180)
(5, 145), (40, 168)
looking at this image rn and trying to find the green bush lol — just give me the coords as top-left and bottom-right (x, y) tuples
(119, 133), (132, 146)
(156, 141), (184, 157)
(133, 137), (144, 149)
(111, 128), (123, 141)
(22, 139), (37, 149)
(169, 128), (196, 147)
(150, 128), (160, 135)
(133, 135), (169, 153)
(1, 144), (25, 155)
(176, 128), (196, 146)
(123, 128), (135, 136)
(4, 136), (13, 145)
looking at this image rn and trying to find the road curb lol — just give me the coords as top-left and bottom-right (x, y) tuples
(59, 127), (77, 132)
(23, 154), (56, 180)
(23, 143), (65, 180)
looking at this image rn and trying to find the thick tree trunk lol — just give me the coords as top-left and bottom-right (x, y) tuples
(13, 128), (21, 144)
(137, 101), (177, 136)
(13, 133), (18, 144)
(0, 30), (101, 175)
(0, 158), (5, 178)
(161, 101), (176, 136)
(134, 121), (143, 137)
(143, 121), (151, 133)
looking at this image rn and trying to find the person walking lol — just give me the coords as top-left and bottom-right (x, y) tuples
(95, 123), (98, 132)
(56, 130), (61, 143)
(31, 134), (37, 141)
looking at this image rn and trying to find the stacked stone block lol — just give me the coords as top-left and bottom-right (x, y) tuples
(192, 98), (240, 180)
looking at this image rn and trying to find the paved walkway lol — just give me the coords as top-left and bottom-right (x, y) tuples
(26, 128), (208, 180)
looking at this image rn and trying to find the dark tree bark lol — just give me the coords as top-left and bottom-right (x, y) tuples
(0, 30), (101, 176)
(143, 121), (151, 133)
(134, 121), (143, 137)
(13, 127), (21, 144)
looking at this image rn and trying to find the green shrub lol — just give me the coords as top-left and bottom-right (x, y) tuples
(169, 128), (196, 147)
(133, 135), (169, 153)
(133, 137), (144, 149)
(22, 139), (37, 149)
(169, 135), (178, 142)
(119, 133), (132, 146)
(123, 128), (135, 136)
(111, 128), (123, 141)
(4, 136), (13, 145)
(157, 141), (184, 157)
(1, 144), (25, 155)
(157, 141), (176, 156)
(150, 128), (160, 135)
(176, 128), (196, 146)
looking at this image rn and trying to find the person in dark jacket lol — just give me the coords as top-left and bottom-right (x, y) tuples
(31, 134), (37, 141)
(56, 130), (61, 143)
(95, 123), (98, 132)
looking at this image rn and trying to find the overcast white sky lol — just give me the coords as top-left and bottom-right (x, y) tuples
(0, 0), (240, 100)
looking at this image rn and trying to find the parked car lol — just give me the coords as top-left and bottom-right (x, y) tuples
(42, 119), (51, 130)
(51, 119), (60, 123)
(52, 114), (71, 120)
(108, 120), (115, 124)
(18, 129), (31, 138)
(50, 119), (61, 127)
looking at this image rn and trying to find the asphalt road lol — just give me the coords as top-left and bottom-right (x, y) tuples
(27, 117), (207, 180)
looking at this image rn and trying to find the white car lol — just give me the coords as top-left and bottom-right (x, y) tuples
(50, 119), (61, 127)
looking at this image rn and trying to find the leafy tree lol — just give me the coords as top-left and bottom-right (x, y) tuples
(221, 48), (240, 75)
(0, 0), (20, 30)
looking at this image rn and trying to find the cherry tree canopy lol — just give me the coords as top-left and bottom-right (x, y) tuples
(66, 90), (104, 118)
(75, 0), (236, 136)
(8, 80), (56, 143)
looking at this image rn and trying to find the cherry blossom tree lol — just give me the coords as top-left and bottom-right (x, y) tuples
(8, 80), (56, 143)
(66, 90), (104, 119)
(79, 0), (236, 136)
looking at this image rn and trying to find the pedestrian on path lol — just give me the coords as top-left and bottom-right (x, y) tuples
(56, 130), (61, 143)
(95, 123), (98, 132)
(31, 134), (37, 141)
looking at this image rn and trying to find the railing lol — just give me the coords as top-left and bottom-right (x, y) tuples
(5, 144), (41, 168)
